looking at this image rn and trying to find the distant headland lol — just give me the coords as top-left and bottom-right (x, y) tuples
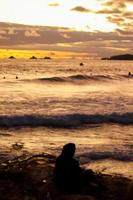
(102, 54), (133, 60)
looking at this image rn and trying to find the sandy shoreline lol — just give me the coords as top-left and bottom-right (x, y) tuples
(0, 153), (133, 200)
(0, 137), (133, 181)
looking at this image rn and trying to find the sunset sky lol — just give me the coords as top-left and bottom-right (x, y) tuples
(0, 0), (132, 58)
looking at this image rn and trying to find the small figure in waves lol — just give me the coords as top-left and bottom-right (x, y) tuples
(80, 62), (84, 66)
(128, 72), (132, 76)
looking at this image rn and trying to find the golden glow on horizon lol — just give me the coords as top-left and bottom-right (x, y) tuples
(0, 0), (117, 31)
(0, 49), (97, 59)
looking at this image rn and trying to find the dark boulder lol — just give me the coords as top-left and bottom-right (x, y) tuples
(30, 56), (37, 59)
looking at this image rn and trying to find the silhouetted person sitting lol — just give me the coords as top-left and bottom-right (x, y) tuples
(53, 143), (81, 194)
(53, 143), (105, 197)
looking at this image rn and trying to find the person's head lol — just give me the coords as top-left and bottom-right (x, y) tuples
(61, 143), (76, 158)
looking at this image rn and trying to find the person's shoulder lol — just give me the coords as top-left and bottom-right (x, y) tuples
(73, 158), (79, 165)
(56, 155), (65, 163)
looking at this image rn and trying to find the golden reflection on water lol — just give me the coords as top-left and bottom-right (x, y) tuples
(0, 124), (132, 153)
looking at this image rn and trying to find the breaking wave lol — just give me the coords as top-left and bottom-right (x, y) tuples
(38, 74), (113, 83)
(36, 74), (133, 83)
(0, 112), (132, 128)
(78, 150), (133, 163)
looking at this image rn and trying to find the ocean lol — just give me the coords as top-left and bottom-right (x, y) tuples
(0, 58), (133, 179)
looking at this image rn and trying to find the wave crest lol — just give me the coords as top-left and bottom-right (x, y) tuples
(38, 74), (113, 83)
(78, 150), (133, 163)
(0, 113), (132, 128)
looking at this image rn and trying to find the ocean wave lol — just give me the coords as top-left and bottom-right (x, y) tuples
(77, 150), (133, 163)
(69, 74), (112, 80)
(38, 74), (113, 83)
(39, 77), (65, 82)
(0, 113), (132, 128)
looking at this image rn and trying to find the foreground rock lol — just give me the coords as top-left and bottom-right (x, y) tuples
(0, 154), (132, 200)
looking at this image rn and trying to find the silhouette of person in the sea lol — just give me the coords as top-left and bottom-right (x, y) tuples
(53, 143), (81, 194)
(128, 72), (132, 76)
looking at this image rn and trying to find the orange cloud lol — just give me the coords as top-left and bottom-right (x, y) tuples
(96, 8), (122, 14)
(95, 0), (133, 32)
(71, 6), (92, 13)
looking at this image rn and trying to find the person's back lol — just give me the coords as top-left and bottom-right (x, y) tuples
(53, 143), (81, 194)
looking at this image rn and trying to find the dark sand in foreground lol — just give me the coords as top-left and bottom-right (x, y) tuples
(0, 153), (133, 200)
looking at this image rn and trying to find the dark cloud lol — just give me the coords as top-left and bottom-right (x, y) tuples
(71, 6), (92, 13)
(0, 22), (132, 57)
